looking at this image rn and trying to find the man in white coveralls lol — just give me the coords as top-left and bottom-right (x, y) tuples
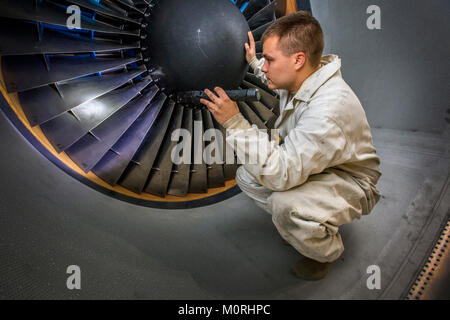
(200, 11), (381, 281)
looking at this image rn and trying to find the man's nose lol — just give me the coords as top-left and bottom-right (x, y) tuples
(261, 61), (268, 73)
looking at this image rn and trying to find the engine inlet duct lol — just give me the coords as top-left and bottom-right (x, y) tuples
(0, 0), (281, 208)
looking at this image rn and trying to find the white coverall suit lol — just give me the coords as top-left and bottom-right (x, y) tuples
(223, 54), (382, 263)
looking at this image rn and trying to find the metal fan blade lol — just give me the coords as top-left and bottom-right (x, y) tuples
(66, 0), (141, 25)
(237, 101), (267, 130)
(118, 0), (136, 5)
(255, 41), (263, 54)
(93, 93), (168, 187)
(236, 0), (248, 8)
(20, 66), (147, 126)
(244, 72), (277, 96)
(117, 96), (174, 193)
(0, 21), (139, 56)
(251, 21), (274, 41)
(210, 116), (238, 181)
(40, 78), (151, 152)
(241, 80), (279, 115)
(102, 0), (129, 16)
(242, 0), (270, 20)
(167, 108), (193, 197)
(245, 100), (276, 123)
(65, 86), (159, 172)
(202, 109), (225, 188)
(0, 0), (139, 36)
(144, 104), (184, 197)
(188, 108), (208, 194)
(247, 1), (276, 30)
(114, 0), (146, 14)
(2, 53), (142, 93)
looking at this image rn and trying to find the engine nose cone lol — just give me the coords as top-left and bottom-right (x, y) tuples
(146, 0), (250, 93)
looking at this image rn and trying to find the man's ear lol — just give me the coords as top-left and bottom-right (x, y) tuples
(293, 52), (306, 70)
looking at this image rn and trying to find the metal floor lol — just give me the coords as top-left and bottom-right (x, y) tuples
(0, 109), (448, 299)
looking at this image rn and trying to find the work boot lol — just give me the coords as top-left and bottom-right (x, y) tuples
(291, 257), (334, 281)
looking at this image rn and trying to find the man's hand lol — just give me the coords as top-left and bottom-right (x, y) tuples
(200, 87), (240, 126)
(244, 31), (256, 63)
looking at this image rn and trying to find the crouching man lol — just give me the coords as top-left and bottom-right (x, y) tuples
(200, 11), (381, 281)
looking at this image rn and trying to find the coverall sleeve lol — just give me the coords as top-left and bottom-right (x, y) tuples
(225, 113), (351, 191)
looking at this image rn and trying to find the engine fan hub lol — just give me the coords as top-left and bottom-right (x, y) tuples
(143, 0), (250, 94)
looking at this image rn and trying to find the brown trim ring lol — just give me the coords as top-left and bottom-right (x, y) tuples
(275, 0), (298, 18)
(0, 59), (241, 209)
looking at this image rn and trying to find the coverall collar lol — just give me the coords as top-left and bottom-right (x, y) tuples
(286, 54), (342, 109)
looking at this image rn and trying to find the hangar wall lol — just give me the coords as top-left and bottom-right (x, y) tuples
(311, 0), (450, 133)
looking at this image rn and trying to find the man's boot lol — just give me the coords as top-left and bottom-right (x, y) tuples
(291, 257), (334, 281)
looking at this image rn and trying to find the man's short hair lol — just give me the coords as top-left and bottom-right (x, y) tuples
(261, 11), (324, 67)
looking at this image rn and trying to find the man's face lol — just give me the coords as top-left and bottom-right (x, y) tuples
(261, 36), (300, 91)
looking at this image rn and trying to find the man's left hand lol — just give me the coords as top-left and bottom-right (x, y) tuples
(200, 87), (240, 126)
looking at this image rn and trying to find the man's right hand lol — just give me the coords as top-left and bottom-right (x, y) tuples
(244, 31), (256, 63)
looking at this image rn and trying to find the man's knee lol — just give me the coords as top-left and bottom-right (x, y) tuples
(235, 166), (248, 188)
(236, 166), (273, 214)
(235, 165), (258, 188)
